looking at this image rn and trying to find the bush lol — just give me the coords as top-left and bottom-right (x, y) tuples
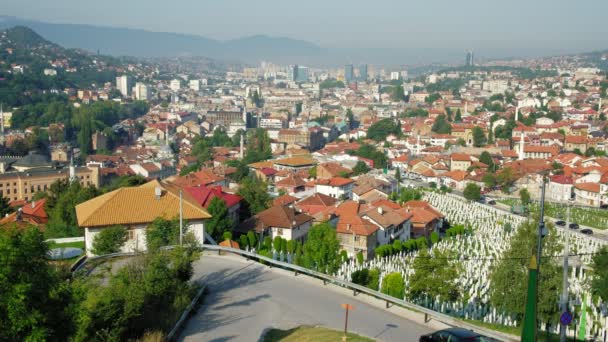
(222, 231), (233, 241)
(430, 231), (440, 244)
(356, 251), (364, 265)
(239, 235), (249, 249)
(352, 268), (370, 285)
(367, 268), (380, 291)
(393, 240), (403, 253)
(287, 240), (296, 254)
(280, 239), (288, 255)
(415, 237), (428, 249)
(247, 231), (257, 249)
(340, 250), (348, 263)
(381, 272), (405, 299)
(273, 236), (282, 252)
(91, 225), (127, 255)
(263, 236), (272, 251)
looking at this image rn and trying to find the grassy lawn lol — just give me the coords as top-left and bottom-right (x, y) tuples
(46, 240), (86, 249)
(498, 198), (608, 230)
(463, 319), (583, 342)
(263, 326), (375, 342)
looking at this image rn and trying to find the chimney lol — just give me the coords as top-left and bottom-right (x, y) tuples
(346, 223), (351, 231)
(155, 186), (162, 200)
(378, 206), (383, 215)
(31, 201), (35, 209)
(16, 208), (22, 221)
(292, 220), (296, 227)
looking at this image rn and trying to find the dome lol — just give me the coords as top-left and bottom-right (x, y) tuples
(13, 151), (52, 171)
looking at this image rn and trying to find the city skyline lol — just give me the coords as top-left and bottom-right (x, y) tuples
(2, 0), (608, 62)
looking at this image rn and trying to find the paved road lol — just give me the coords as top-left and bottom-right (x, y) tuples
(179, 255), (434, 342)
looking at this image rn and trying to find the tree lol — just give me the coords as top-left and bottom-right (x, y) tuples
(463, 183), (481, 201)
(454, 109), (462, 122)
(367, 268), (380, 291)
(489, 219), (562, 323)
(496, 167), (516, 192)
(479, 151), (495, 171)
(431, 114), (451, 134)
(247, 231), (258, 250)
(206, 197), (233, 241)
(591, 246), (608, 300)
(352, 268), (370, 286)
(0, 226), (75, 341)
(238, 177), (271, 216)
(381, 272), (405, 299)
(390, 84), (405, 102)
(91, 225), (127, 255)
(145, 217), (180, 251)
(395, 168), (402, 183)
(239, 235), (249, 250)
(519, 188), (531, 206)
(302, 223), (341, 274)
(483, 173), (497, 189)
(353, 161), (370, 175)
(308, 165), (317, 178)
(409, 249), (461, 302)
(472, 126), (487, 147)
(346, 109), (355, 130)
(0, 196), (12, 217)
(367, 119), (401, 141)
(356, 251), (364, 265)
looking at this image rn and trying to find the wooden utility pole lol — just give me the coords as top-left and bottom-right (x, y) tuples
(341, 304), (354, 341)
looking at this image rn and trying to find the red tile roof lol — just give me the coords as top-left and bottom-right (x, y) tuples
(184, 185), (242, 208)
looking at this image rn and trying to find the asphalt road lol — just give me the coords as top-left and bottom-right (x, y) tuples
(179, 254), (434, 342)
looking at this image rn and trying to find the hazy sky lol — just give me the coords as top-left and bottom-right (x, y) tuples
(3, 0), (608, 58)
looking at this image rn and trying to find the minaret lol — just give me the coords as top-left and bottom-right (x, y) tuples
(599, 97), (602, 114)
(464, 101), (468, 115)
(164, 122), (169, 146)
(239, 133), (244, 160)
(69, 153), (76, 182)
(515, 105), (520, 122)
(416, 134), (421, 155)
(519, 133), (525, 161)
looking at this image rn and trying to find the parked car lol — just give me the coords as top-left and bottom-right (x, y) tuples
(420, 328), (496, 342)
(488, 200), (496, 205)
(555, 220), (566, 226)
(569, 223), (580, 229)
(581, 229), (593, 235)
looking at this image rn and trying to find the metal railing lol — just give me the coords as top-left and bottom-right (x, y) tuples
(166, 285), (207, 341)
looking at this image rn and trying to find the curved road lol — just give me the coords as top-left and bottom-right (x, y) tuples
(179, 254), (436, 342)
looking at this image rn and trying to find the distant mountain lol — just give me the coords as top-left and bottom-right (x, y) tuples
(0, 16), (325, 64)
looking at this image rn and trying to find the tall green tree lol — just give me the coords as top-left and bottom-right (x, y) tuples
(472, 126), (487, 147)
(489, 219), (562, 324)
(463, 183), (481, 201)
(390, 85), (405, 102)
(431, 114), (452, 134)
(238, 177), (271, 216)
(145, 217), (180, 251)
(302, 223), (341, 274)
(409, 249), (461, 302)
(591, 246), (608, 300)
(0, 226), (75, 341)
(367, 119), (402, 141)
(519, 188), (531, 206)
(479, 151), (495, 171)
(353, 161), (370, 175)
(206, 197), (233, 240)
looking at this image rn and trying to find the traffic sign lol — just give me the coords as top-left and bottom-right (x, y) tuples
(560, 311), (573, 326)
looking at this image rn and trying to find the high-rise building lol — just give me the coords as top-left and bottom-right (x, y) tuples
(288, 65), (298, 81)
(170, 79), (181, 92)
(189, 79), (201, 92)
(465, 51), (474, 67)
(295, 66), (309, 83)
(390, 71), (401, 81)
(358, 64), (368, 81)
(116, 75), (132, 97)
(344, 64), (354, 82)
(133, 82), (151, 101)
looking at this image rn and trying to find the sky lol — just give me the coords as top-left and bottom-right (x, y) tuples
(3, 0), (608, 60)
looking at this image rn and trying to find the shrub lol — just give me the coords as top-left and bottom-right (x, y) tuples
(239, 235), (249, 249)
(91, 225), (127, 255)
(273, 236), (282, 252)
(247, 231), (258, 249)
(263, 236), (272, 250)
(430, 231), (440, 244)
(416, 237), (428, 249)
(393, 240), (403, 253)
(280, 239), (288, 255)
(352, 268), (370, 285)
(367, 268), (380, 291)
(287, 240), (296, 254)
(356, 251), (364, 265)
(222, 231), (232, 241)
(381, 272), (405, 299)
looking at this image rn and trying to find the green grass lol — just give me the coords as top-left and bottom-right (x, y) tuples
(46, 240), (86, 249)
(263, 326), (375, 342)
(498, 199), (608, 230)
(463, 319), (583, 341)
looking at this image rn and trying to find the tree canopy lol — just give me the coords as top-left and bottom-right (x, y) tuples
(367, 119), (402, 141)
(301, 223), (341, 274)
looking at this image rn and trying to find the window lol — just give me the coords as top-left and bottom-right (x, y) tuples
(354, 235), (360, 242)
(128, 228), (136, 240)
(276, 228), (283, 236)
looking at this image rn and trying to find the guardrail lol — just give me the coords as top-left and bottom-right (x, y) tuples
(45, 236), (85, 244)
(166, 284), (207, 341)
(201, 244), (517, 342)
(73, 244), (517, 341)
